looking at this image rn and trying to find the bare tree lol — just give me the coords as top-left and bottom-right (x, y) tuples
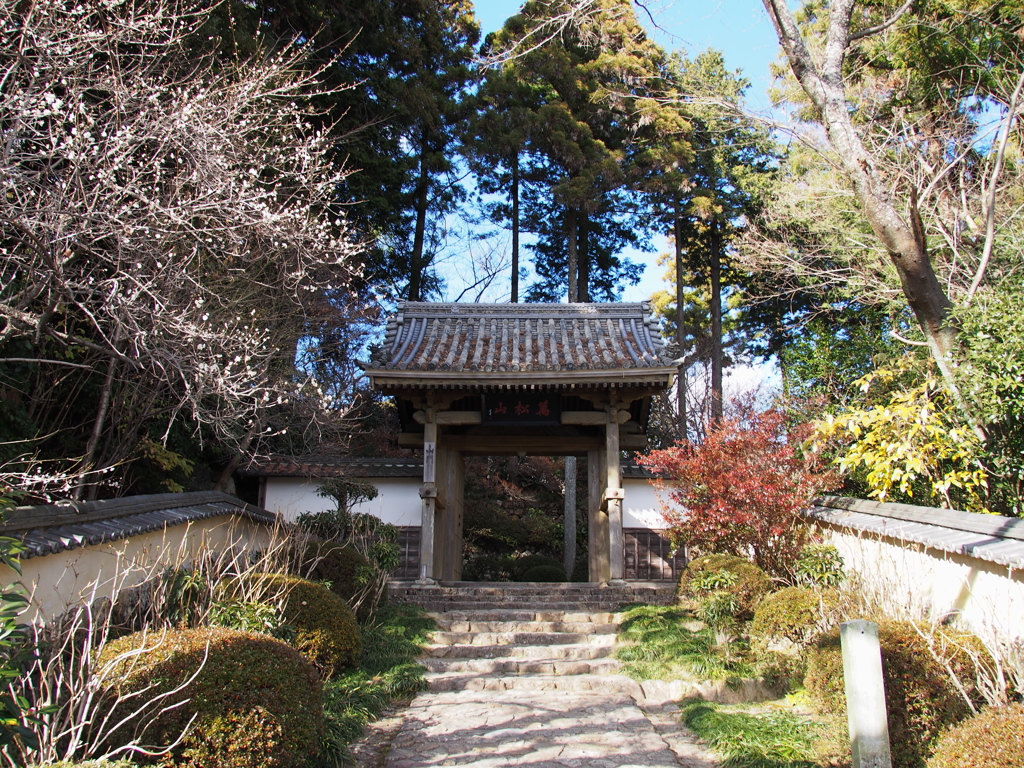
(0, 0), (364, 498)
(757, 0), (1024, 412)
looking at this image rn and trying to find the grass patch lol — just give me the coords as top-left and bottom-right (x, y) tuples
(313, 603), (435, 766)
(681, 700), (822, 768)
(615, 604), (756, 681)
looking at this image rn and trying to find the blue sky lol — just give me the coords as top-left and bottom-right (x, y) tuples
(473, 1), (781, 114)
(462, 0), (785, 303)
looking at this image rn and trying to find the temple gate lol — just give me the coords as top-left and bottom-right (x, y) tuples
(362, 301), (675, 584)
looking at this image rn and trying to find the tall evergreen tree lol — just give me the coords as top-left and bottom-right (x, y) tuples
(206, 0), (479, 302)
(486, 0), (675, 302)
(647, 51), (777, 433)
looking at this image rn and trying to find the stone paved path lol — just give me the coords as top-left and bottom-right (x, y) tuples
(384, 687), (717, 768)
(371, 583), (721, 768)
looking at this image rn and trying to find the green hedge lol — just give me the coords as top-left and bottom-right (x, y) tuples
(927, 703), (1024, 768)
(99, 627), (322, 768)
(805, 620), (985, 768)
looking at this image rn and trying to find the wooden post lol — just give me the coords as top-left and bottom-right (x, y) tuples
(564, 455), (577, 579)
(588, 449), (609, 583)
(417, 412), (438, 584)
(841, 620), (892, 768)
(433, 445), (449, 579)
(606, 407), (624, 583)
(440, 448), (464, 581)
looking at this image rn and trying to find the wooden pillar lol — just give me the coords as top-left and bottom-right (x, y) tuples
(417, 411), (438, 583)
(606, 406), (625, 583)
(433, 445), (449, 579)
(440, 448), (465, 581)
(588, 449), (609, 583)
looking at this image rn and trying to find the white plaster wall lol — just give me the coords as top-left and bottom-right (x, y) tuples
(821, 524), (1024, 643)
(2, 515), (274, 624)
(623, 477), (673, 529)
(264, 476), (422, 527)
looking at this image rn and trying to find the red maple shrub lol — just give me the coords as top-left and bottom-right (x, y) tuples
(638, 405), (839, 579)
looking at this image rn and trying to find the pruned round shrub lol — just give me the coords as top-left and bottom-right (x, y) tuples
(521, 564), (566, 582)
(99, 627), (322, 768)
(302, 540), (371, 618)
(927, 703), (1024, 768)
(512, 554), (563, 581)
(678, 554), (771, 620)
(750, 586), (839, 689)
(750, 586), (839, 647)
(260, 574), (361, 678)
(805, 620), (986, 768)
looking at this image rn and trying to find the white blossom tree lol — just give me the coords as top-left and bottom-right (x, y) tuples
(0, 0), (366, 499)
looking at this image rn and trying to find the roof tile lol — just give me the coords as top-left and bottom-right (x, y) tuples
(367, 302), (672, 374)
(2, 491), (277, 560)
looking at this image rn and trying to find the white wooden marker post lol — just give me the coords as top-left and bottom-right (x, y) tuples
(841, 620), (892, 768)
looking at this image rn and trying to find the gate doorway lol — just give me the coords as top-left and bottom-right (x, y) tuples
(363, 302), (676, 585)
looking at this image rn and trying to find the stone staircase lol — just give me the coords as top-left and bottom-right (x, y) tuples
(389, 581), (676, 694)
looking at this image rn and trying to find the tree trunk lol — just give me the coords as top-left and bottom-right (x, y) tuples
(408, 127), (430, 302)
(762, 0), (958, 374)
(567, 207), (578, 303)
(563, 455), (577, 579)
(674, 205), (688, 441)
(710, 218), (723, 425)
(74, 355), (117, 501)
(565, 209), (580, 573)
(578, 213), (590, 302)
(511, 153), (520, 303)
(214, 426), (257, 494)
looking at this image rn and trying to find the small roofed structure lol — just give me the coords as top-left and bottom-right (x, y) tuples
(362, 302), (676, 584)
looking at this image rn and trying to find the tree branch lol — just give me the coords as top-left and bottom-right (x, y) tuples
(966, 68), (1024, 304)
(849, 0), (916, 41)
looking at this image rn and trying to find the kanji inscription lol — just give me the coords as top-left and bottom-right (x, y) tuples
(483, 392), (561, 425)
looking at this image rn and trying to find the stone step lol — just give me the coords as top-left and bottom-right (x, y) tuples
(425, 671), (644, 696)
(389, 581), (677, 610)
(433, 618), (619, 634)
(395, 588), (672, 600)
(422, 656), (622, 676)
(429, 630), (617, 647)
(431, 609), (619, 623)
(424, 642), (614, 660)
(410, 600), (639, 613)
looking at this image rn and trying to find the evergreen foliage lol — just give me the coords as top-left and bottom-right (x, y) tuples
(926, 703), (1024, 768)
(805, 620), (986, 768)
(99, 627), (323, 768)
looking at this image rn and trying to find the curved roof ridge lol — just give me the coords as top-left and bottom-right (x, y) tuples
(366, 301), (673, 379)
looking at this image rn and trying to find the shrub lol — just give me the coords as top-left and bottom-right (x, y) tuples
(750, 586), (839, 688)
(927, 703), (1024, 768)
(247, 574), (361, 678)
(511, 554), (564, 581)
(99, 627), (322, 768)
(805, 620), (985, 768)
(639, 404), (840, 577)
(520, 565), (566, 582)
(794, 544), (846, 587)
(750, 586), (839, 647)
(303, 540), (368, 604)
(302, 481), (399, 618)
(678, 554), (771, 621)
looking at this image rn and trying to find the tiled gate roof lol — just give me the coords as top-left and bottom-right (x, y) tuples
(367, 302), (672, 374)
